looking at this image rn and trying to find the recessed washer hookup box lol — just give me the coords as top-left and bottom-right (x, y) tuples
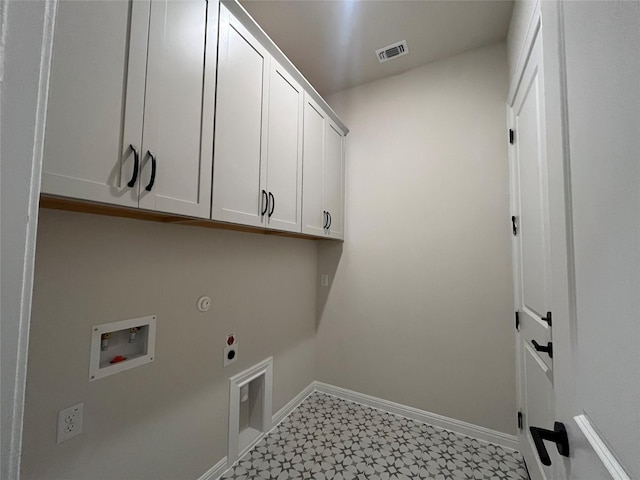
(89, 315), (157, 381)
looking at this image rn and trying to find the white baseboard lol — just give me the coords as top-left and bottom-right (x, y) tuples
(196, 457), (228, 480)
(272, 382), (316, 426)
(314, 382), (519, 451)
(198, 380), (518, 479)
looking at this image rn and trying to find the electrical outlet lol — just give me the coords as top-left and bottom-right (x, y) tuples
(223, 344), (238, 367)
(320, 274), (329, 287)
(57, 402), (83, 443)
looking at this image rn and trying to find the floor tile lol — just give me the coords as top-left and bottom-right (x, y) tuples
(221, 393), (529, 480)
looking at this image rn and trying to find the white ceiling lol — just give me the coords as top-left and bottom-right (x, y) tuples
(240, 0), (514, 96)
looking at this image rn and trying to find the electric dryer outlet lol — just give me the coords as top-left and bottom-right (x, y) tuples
(224, 344), (238, 367)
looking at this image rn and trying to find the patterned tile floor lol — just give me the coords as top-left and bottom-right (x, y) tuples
(221, 392), (529, 480)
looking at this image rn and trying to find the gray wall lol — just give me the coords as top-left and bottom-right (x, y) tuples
(506, 0), (537, 87)
(22, 210), (317, 480)
(318, 43), (515, 435)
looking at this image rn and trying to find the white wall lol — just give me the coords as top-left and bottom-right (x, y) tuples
(0, 1), (55, 478)
(21, 210), (317, 480)
(318, 43), (515, 435)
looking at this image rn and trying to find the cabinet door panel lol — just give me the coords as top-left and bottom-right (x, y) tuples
(212, 6), (269, 227)
(139, 0), (215, 218)
(265, 62), (303, 233)
(42, 0), (149, 207)
(301, 97), (326, 236)
(324, 121), (345, 239)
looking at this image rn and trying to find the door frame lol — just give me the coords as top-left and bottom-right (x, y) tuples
(508, 1), (576, 475)
(1, 1), (58, 479)
(508, 11), (556, 477)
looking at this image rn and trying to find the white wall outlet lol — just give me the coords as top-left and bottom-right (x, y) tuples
(57, 402), (83, 443)
(224, 344), (238, 367)
(320, 274), (329, 287)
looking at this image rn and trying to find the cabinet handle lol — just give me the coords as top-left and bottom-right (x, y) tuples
(323, 211), (328, 228)
(268, 192), (275, 217)
(261, 190), (268, 216)
(327, 212), (332, 229)
(532, 340), (553, 358)
(127, 144), (139, 188)
(145, 151), (157, 191)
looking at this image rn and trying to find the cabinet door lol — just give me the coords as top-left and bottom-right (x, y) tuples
(301, 96), (326, 236)
(264, 61), (303, 233)
(324, 121), (345, 239)
(138, 0), (216, 218)
(41, 0), (149, 207)
(212, 5), (269, 227)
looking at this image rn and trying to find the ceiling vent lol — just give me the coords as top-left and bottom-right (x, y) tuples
(376, 40), (409, 63)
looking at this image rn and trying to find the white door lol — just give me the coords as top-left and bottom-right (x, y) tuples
(212, 5), (269, 227)
(264, 60), (303, 233)
(512, 3), (640, 479)
(510, 28), (555, 480)
(138, 0), (216, 219)
(301, 96), (326, 236)
(323, 121), (345, 240)
(41, 0), (149, 207)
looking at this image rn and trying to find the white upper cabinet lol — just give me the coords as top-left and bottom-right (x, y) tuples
(42, 0), (347, 239)
(212, 5), (269, 227)
(324, 120), (345, 239)
(302, 95), (345, 240)
(263, 60), (304, 233)
(138, 0), (216, 218)
(42, 0), (148, 208)
(301, 98), (326, 236)
(213, 6), (304, 233)
(42, 0), (216, 219)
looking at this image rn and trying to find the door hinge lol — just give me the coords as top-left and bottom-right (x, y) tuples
(509, 129), (515, 145)
(518, 411), (523, 430)
(511, 215), (518, 236)
(542, 311), (552, 326)
(515, 311), (520, 331)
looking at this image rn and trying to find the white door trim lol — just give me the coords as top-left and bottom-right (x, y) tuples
(1, 1), (57, 478)
(227, 357), (274, 465)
